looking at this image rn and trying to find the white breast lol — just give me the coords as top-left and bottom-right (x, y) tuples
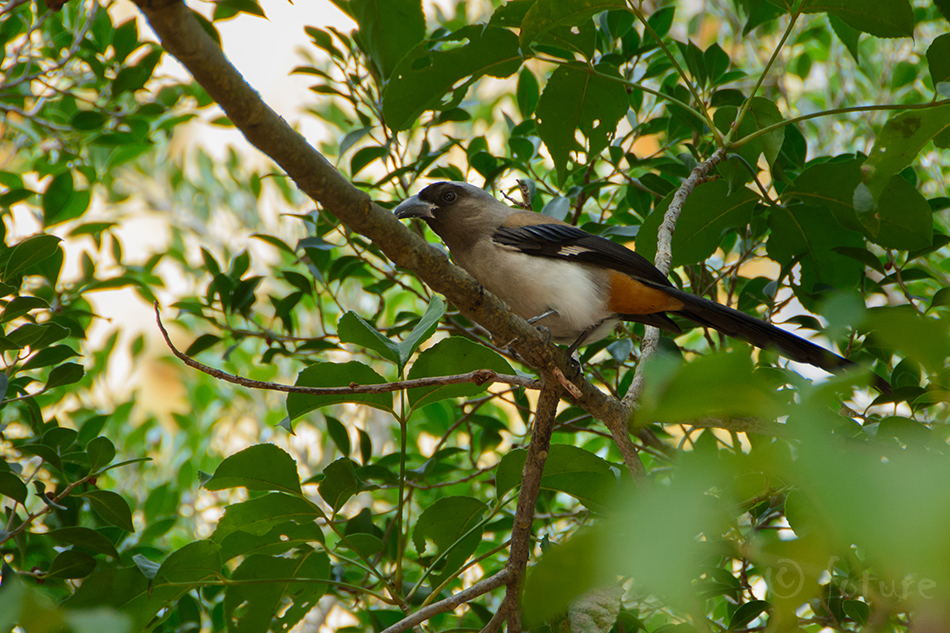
(457, 246), (616, 345)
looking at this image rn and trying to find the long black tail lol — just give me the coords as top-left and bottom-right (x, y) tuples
(624, 287), (892, 396)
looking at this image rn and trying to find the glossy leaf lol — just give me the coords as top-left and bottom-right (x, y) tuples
(204, 444), (302, 495)
(287, 361), (392, 419)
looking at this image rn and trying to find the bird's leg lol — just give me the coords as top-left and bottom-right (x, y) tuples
(566, 323), (598, 356)
(526, 309), (558, 345)
(527, 309), (558, 325)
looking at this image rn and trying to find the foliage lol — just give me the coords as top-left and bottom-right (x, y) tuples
(2, 0), (949, 632)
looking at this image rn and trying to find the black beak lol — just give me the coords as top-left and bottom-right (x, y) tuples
(393, 195), (437, 220)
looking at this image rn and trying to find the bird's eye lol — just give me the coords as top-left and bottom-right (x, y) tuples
(442, 191), (457, 203)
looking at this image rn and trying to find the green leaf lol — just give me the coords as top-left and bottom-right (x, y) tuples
(338, 311), (400, 365)
(204, 444), (302, 495)
(324, 416), (351, 457)
(412, 496), (487, 587)
(155, 541), (221, 585)
(639, 351), (787, 423)
(802, 0), (914, 38)
(862, 104), (950, 201)
(0, 296), (50, 323)
(929, 34), (950, 89)
(349, 145), (389, 176)
(383, 25), (523, 131)
(767, 204), (864, 300)
(406, 337), (514, 409)
(861, 175), (933, 251)
(395, 295), (445, 363)
(22, 345), (80, 370)
(42, 171), (74, 225)
(65, 567), (187, 630)
(319, 458), (370, 511)
(46, 550), (96, 579)
(519, 0), (625, 50)
(495, 444), (618, 511)
(3, 234), (62, 278)
(224, 553), (329, 633)
(184, 333), (220, 356)
(517, 68), (540, 118)
(287, 361), (393, 420)
(717, 98), (785, 166)
(212, 493), (321, 542)
(536, 62), (628, 181)
(865, 308), (950, 371)
(218, 521), (324, 562)
(79, 490), (135, 532)
(44, 362), (84, 390)
(46, 527), (120, 559)
(0, 472), (27, 504)
(729, 600), (771, 629)
(348, 0), (425, 80)
(87, 436), (116, 473)
(828, 14), (862, 61)
(636, 180), (758, 267)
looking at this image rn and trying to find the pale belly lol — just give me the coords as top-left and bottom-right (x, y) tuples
(455, 247), (618, 345)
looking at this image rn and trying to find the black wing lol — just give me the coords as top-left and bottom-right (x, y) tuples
(492, 223), (673, 288)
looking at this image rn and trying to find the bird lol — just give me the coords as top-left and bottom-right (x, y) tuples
(393, 181), (891, 395)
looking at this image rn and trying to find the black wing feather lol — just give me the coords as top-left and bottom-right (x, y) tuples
(493, 224), (673, 288)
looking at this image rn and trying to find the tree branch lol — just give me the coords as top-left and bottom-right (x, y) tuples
(378, 569), (512, 633)
(503, 376), (560, 632)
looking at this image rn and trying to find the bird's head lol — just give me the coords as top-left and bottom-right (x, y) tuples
(393, 182), (512, 249)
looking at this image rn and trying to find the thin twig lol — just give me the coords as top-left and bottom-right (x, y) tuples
(379, 569), (512, 633)
(154, 301), (541, 394)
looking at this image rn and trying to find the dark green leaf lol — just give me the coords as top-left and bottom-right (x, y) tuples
(928, 34), (950, 88)
(536, 62), (628, 180)
(79, 490), (135, 532)
(42, 171), (74, 225)
(802, 0), (914, 38)
(350, 145), (389, 177)
(46, 550), (96, 579)
(155, 540), (221, 585)
(213, 493), (321, 543)
(395, 295), (445, 363)
(86, 436), (116, 473)
(319, 458), (371, 511)
(287, 361), (393, 420)
(862, 104), (950, 201)
(349, 0), (425, 80)
(0, 472), (27, 504)
(383, 26), (523, 131)
(44, 362), (84, 390)
(224, 553), (329, 633)
(204, 444), (302, 495)
(517, 68), (540, 118)
(22, 345), (80, 370)
(729, 600), (771, 629)
(406, 337), (514, 409)
(0, 296), (50, 323)
(325, 416), (351, 457)
(338, 311), (400, 365)
(46, 527), (119, 558)
(3, 234), (62, 278)
(519, 0), (625, 50)
(412, 496), (487, 587)
(184, 333), (220, 356)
